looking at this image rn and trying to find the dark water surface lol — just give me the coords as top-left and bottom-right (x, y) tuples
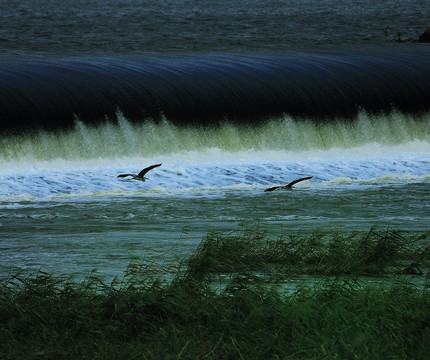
(1, 0), (429, 57)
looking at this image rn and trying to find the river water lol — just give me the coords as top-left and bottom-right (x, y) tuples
(1, 0), (429, 281)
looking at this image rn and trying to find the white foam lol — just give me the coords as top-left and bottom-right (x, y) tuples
(0, 113), (429, 201)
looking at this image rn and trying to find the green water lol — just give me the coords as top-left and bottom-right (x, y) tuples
(1, 183), (428, 281)
(1, 112), (429, 161)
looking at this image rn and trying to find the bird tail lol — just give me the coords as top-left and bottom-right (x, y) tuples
(264, 186), (282, 192)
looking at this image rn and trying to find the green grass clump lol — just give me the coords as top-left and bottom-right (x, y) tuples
(185, 227), (430, 279)
(1, 227), (430, 359)
(1, 272), (430, 359)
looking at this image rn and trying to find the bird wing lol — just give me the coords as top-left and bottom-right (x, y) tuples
(137, 163), (162, 178)
(285, 176), (313, 188)
(265, 176), (313, 192)
(117, 173), (136, 178)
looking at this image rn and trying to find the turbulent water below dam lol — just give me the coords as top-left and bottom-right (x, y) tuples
(1, 114), (429, 280)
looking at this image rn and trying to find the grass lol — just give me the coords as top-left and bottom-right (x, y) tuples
(184, 226), (430, 280)
(1, 227), (430, 359)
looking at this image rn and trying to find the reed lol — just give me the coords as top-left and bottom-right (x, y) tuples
(185, 226), (429, 280)
(1, 227), (429, 359)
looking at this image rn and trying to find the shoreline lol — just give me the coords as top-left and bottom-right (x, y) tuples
(1, 227), (429, 359)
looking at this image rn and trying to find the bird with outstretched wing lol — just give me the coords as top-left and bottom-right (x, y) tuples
(117, 163), (162, 181)
(264, 176), (313, 192)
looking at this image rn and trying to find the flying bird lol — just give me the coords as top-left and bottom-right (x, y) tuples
(117, 163), (162, 181)
(264, 176), (313, 192)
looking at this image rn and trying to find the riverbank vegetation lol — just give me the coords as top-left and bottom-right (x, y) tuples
(1, 227), (429, 359)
